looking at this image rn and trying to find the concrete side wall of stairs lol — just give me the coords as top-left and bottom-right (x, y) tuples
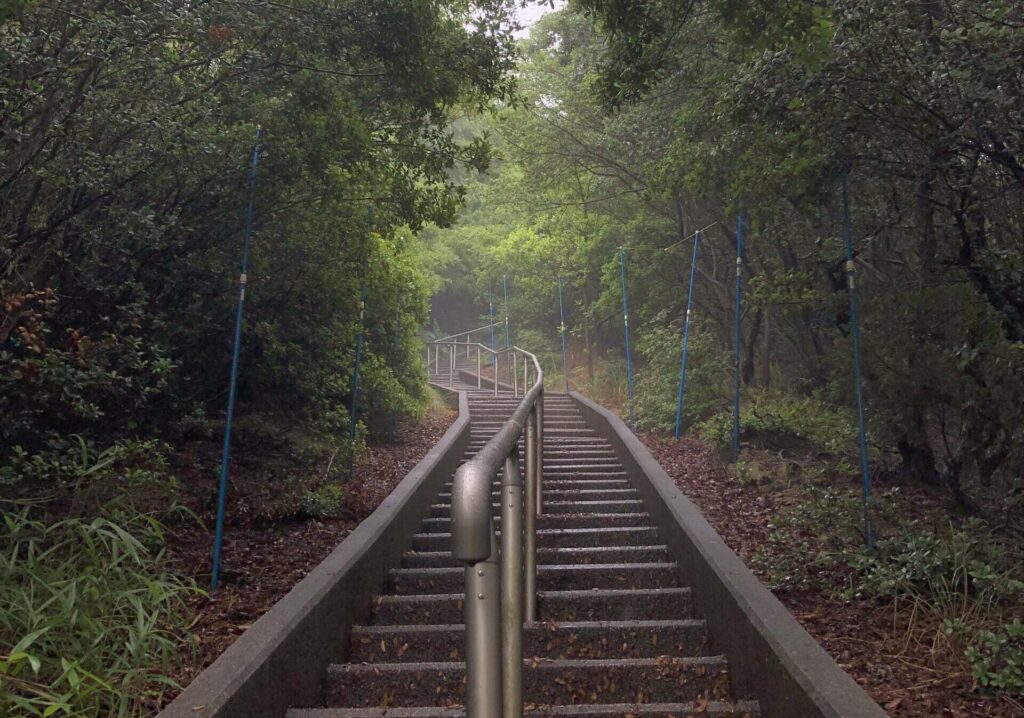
(570, 391), (887, 718)
(157, 390), (470, 718)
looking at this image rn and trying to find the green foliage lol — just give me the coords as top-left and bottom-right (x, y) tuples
(0, 508), (197, 717)
(967, 620), (1024, 696)
(300, 484), (345, 520)
(697, 390), (858, 459)
(754, 484), (865, 591)
(633, 315), (730, 432)
(696, 412), (733, 452)
(1, 0), (519, 470)
(847, 521), (1024, 606)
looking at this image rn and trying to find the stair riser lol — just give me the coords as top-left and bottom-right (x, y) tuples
(374, 589), (693, 625)
(436, 490), (638, 502)
(286, 702), (758, 717)
(403, 546), (669, 568)
(427, 501), (643, 518)
(325, 658), (731, 706)
(389, 564), (679, 594)
(419, 513), (649, 532)
(410, 528), (661, 552)
(351, 622), (707, 663)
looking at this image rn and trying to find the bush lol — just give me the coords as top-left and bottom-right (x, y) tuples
(697, 390), (858, 458)
(0, 437), (180, 520)
(0, 508), (197, 717)
(847, 519), (1024, 605)
(300, 484), (345, 519)
(967, 620), (1024, 696)
(632, 314), (729, 432)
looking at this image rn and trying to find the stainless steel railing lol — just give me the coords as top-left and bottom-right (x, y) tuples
(425, 339), (543, 718)
(425, 338), (535, 399)
(434, 322), (500, 345)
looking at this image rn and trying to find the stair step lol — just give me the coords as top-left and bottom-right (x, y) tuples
(419, 512), (651, 532)
(443, 479), (631, 491)
(323, 656), (731, 706)
(436, 489), (638, 503)
(374, 587), (693, 624)
(389, 563), (680, 594)
(428, 501), (643, 518)
(402, 545), (669, 568)
(350, 619), (707, 663)
(410, 527), (661, 552)
(287, 701), (759, 717)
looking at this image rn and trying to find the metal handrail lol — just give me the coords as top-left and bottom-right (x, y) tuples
(426, 338), (543, 718)
(434, 322), (500, 344)
(426, 339), (534, 398)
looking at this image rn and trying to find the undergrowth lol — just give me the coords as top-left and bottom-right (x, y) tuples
(0, 507), (198, 716)
(738, 426), (1024, 697)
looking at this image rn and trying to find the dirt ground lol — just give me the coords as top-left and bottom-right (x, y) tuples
(639, 431), (1022, 718)
(164, 404), (456, 694)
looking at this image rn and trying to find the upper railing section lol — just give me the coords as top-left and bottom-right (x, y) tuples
(424, 336), (543, 718)
(425, 338), (535, 397)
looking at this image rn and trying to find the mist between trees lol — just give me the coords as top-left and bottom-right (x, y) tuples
(1, 0), (1023, 714)
(422, 3), (1024, 703)
(427, 1), (1024, 516)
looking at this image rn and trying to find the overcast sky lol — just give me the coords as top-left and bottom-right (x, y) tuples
(513, 1), (565, 38)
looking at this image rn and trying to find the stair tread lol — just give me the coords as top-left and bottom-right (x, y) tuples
(288, 701), (759, 717)
(331, 655), (727, 672)
(296, 383), (759, 716)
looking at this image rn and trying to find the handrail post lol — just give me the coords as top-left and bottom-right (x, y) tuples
(524, 408), (538, 624)
(426, 344), (431, 373)
(477, 346), (482, 389)
(536, 394), (544, 515)
(523, 357), (528, 398)
(512, 353), (518, 397)
(434, 343), (439, 375)
(465, 529), (502, 718)
(449, 344), (454, 387)
(501, 452), (524, 718)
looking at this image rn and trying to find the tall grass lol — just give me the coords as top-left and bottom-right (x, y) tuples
(0, 508), (197, 717)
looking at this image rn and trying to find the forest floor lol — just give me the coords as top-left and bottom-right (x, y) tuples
(162, 400), (457, 697)
(639, 431), (1022, 718)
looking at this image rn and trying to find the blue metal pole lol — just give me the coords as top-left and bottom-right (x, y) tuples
(619, 247), (635, 426)
(841, 173), (875, 551)
(387, 319), (398, 443)
(211, 128), (261, 589)
(349, 206), (372, 446)
(557, 276), (569, 392)
(674, 231), (700, 438)
(732, 216), (744, 463)
(503, 275), (511, 349)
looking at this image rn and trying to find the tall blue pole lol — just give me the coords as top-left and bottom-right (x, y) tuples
(841, 173), (875, 550)
(349, 206), (372, 446)
(557, 276), (569, 392)
(674, 231), (700, 438)
(619, 247), (635, 425)
(387, 319), (398, 443)
(503, 275), (511, 349)
(732, 216), (744, 463)
(489, 297), (497, 378)
(211, 128), (261, 589)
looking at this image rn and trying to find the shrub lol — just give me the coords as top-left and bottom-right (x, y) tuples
(696, 390), (858, 458)
(967, 620), (1024, 696)
(633, 314), (729, 432)
(300, 484), (345, 519)
(0, 508), (197, 717)
(847, 519), (1024, 605)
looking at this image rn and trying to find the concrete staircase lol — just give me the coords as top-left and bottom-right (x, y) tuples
(287, 378), (760, 716)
